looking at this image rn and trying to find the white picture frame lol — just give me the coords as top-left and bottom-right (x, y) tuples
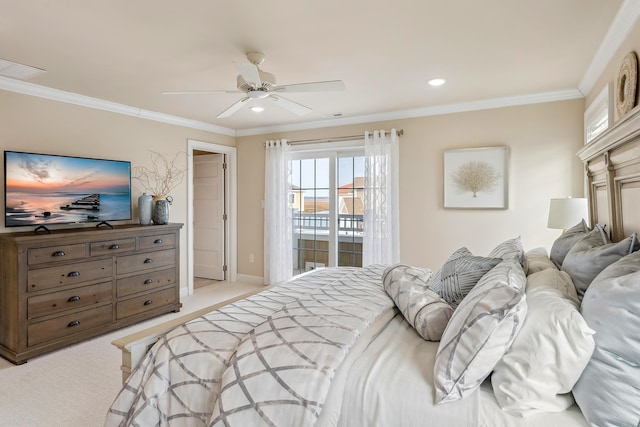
(444, 146), (509, 209)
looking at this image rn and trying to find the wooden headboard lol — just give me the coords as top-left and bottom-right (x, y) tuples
(578, 107), (640, 242)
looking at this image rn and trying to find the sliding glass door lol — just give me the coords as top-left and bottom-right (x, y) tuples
(289, 149), (364, 275)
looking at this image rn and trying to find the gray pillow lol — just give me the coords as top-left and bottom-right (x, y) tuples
(561, 225), (639, 298)
(549, 219), (590, 268)
(382, 264), (453, 341)
(431, 248), (502, 308)
(573, 251), (640, 427)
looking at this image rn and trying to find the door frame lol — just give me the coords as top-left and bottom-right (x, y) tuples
(186, 139), (237, 295)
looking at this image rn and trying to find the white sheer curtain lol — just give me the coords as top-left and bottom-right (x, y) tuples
(264, 140), (293, 285)
(363, 129), (400, 265)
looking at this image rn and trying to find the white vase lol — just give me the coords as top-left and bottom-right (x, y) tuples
(138, 193), (152, 225)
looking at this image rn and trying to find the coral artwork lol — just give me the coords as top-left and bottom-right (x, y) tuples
(444, 146), (508, 209)
(451, 161), (500, 197)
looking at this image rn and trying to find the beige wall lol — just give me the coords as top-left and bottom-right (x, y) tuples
(0, 90), (234, 291)
(585, 19), (640, 117)
(237, 99), (585, 277)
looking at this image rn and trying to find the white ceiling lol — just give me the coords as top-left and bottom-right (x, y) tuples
(0, 0), (631, 135)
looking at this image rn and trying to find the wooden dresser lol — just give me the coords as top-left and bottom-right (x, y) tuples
(0, 223), (182, 364)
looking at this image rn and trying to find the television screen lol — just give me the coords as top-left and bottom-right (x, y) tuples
(4, 151), (132, 227)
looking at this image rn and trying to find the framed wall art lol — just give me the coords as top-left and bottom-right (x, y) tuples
(444, 146), (509, 209)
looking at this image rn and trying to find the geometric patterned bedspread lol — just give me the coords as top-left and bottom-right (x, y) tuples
(104, 265), (394, 427)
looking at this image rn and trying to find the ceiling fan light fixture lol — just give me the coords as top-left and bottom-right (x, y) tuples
(250, 106), (264, 113)
(428, 78), (446, 87)
(247, 89), (269, 99)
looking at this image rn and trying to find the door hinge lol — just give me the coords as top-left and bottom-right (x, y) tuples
(223, 213), (227, 221)
(222, 162), (227, 170)
(223, 265), (227, 272)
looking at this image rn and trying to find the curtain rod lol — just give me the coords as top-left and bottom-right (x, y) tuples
(264, 129), (404, 147)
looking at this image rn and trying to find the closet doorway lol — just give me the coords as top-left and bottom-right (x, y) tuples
(187, 140), (237, 295)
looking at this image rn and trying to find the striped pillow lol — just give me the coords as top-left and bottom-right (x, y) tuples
(431, 247), (502, 308)
(434, 258), (528, 404)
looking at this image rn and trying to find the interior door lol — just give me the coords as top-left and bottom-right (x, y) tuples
(193, 153), (225, 280)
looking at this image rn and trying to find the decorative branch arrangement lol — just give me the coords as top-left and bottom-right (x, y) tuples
(132, 151), (186, 196)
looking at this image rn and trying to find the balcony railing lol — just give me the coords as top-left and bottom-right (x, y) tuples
(292, 212), (363, 234)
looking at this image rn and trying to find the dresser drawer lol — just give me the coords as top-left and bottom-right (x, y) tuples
(139, 233), (176, 250)
(28, 304), (113, 347)
(90, 238), (136, 256)
(27, 259), (113, 292)
(116, 267), (176, 298)
(116, 249), (175, 275)
(116, 287), (176, 319)
(27, 282), (112, 319)
(28, 243), (87, 266)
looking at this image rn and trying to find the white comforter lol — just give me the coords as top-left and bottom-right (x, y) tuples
(105, 265), (395, 427)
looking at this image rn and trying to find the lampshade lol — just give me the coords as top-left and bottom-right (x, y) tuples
(547, 197), (588, 229)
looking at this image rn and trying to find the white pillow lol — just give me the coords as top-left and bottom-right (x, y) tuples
(433, 258), (527, 404)
(488, 236), (528, 274)
(492, 269), (595, 417)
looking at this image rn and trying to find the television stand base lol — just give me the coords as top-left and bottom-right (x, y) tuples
(96, 221), (113, 229)
(34, 225), (51, 234)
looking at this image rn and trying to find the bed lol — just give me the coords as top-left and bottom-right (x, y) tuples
(105, 107), (640, 427)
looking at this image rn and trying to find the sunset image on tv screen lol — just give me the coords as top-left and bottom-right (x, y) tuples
(4, 151), (131, 227)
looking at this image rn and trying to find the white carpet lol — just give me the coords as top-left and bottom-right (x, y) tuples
(0, 281), (263, 427)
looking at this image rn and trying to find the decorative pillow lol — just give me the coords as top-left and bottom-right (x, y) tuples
(561, 225), (639, 297)
(433, 258), (527, 404)
(524, 248), (557, 275)
(430, 247), (502, 308)
(525, 268), (578, 302)
(549, 219), (590, 269)
(382, 264), (453, 341)
(488, 236), (528, 273)
(573, 251), (640, 427)
(492, 269), (594, 417)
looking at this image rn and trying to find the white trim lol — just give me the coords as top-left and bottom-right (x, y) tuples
(1, 74), (585, 137)
(186, 140), (238, 296)
(235, 274), (265, 285)
(0, 75), (236, 136)
(236, 89), (583, 136)
(579, 0), (640, 95)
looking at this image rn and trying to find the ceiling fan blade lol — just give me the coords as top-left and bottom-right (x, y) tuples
(216, 97), (250, 118)
(268, 95), (311, 116)
(161, 89), (243, 95)
(235, 62), (262, 88)
(273, 80), (345, 93)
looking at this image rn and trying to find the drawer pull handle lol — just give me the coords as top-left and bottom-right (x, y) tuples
(143, 279), (154, 285)
(67, 320), (81, 328)
(67, 271), (81, 277)
(109, 244), (120, 250)
(154, 239), (163, 244)
(67, 295), (81, 302)
(143, 300), (153, 306)
(144, 258), (153, 264)
(52, 251), (66, 257)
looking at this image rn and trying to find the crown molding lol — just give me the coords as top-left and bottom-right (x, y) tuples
(0, 76), (236, 136)
(236, 89), (584, 137)
(579, 0), (640, 96)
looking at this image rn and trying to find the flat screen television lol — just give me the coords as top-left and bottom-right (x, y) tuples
(4, 151), (132, 228)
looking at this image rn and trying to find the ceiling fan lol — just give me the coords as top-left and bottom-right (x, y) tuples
(162, 52), (345, 119)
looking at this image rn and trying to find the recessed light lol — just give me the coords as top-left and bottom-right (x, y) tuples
(428, 78), (446, 87)
(250, 106), (264, 113)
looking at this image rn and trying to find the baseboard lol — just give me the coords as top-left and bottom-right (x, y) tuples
(235, 274), (265, 285)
